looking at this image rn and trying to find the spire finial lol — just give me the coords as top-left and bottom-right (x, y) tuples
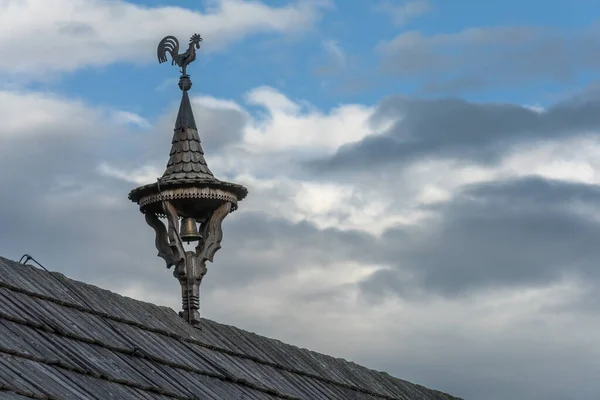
(178, 75), (192, 92)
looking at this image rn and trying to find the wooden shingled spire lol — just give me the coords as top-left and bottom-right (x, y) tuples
(160, 86), (217, 184)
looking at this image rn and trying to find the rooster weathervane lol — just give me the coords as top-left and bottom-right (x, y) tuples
(157, 33), (203, 77)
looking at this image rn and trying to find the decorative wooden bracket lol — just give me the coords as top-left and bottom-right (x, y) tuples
(145, 212), (179, 268)
(196, 201), (232, 263)
(143, 200), (186, 269)
(144, 200), (233, 325)
(162, 201), (186, 267)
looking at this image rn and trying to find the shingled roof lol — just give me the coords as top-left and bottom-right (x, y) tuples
(0, 256), (462, 400)
(162, 89), (216, 184)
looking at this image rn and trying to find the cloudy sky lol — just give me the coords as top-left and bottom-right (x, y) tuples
(1, 0), (600, 398)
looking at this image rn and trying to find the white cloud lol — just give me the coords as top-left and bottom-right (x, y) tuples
(523, 103), (546, 113)
(97, 87), (600, 238)
(0, 0), (328, 78)
(502, 137), (600, 184)
(375, 0), (432, 26)
(193, 95), (247, 113)
(111, 110), (152, 128)
(246, 86), (302, 114)
(97, 163), (161, 186)
(0, 90), (100, 139)
(244, 86), (377, 153)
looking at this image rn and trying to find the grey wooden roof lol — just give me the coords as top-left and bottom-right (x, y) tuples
(0, 256), (462, 400)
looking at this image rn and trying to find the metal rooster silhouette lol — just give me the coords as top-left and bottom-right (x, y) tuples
(157, 33), (203, 76)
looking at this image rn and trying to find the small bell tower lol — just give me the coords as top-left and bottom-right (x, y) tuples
(128, 33), (248, 325)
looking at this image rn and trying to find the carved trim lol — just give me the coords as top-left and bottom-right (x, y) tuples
(196, 202), (232, 263)
(144, 213), (179, 268)
(139, 187), (238, 209)
(162, 201), (186, 268)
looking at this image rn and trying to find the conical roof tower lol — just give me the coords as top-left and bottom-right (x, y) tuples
(128, 33), (247, 325)
(162, 87), (215, 182)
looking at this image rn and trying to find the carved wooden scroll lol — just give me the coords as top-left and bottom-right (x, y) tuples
(196, 201), (232, 263)
(162, 200), (186, 267)
(145, 213), (179, 268)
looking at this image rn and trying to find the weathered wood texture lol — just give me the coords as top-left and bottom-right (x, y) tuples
(0, 256), (462, 400)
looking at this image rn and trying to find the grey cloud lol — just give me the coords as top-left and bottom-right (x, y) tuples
(0, 98), (370, 298)
(193, 105), (248, 151)
(354, 177), (600, 400)
(364, 332), (600, 400)
(314, 92), (600, 173)
(2, 90), (600, 400)
(204, 213), (374, 293)
(361, 177), (600, 299)
(6, 97), (596, 305)
(377, 25), (600, 94)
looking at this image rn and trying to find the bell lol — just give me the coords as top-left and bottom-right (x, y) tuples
(180, 218), (201, 243)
